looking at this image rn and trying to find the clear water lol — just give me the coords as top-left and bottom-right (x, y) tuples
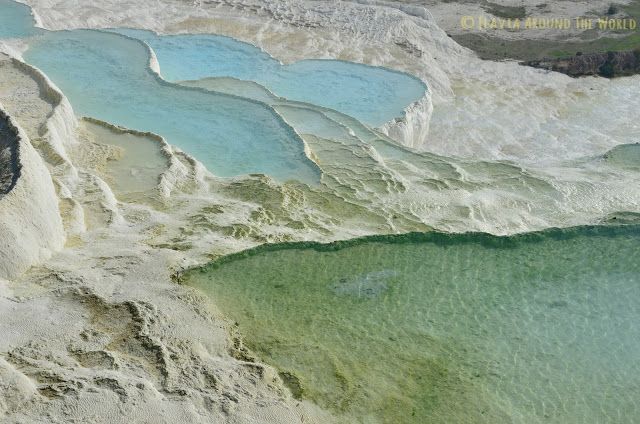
(109, 29), (428, 127)
(4, 0), (640, 233)
(0, 0), (321, 183)
(23, 30), (320, 183)
(185, 225), (640, 423)
(78, 119), (169, 202)
(3, 2), (640, 422)
(0, 0), (41, 38)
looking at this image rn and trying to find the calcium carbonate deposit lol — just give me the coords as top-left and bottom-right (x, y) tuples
(0, 0), (638, 422)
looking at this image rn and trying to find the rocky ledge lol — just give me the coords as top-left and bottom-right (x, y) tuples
(524, 50), (640, 78)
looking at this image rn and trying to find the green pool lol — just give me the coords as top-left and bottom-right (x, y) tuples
(185, 225), (640, 423)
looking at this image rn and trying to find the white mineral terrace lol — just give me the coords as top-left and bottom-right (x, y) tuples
(0, 0), (638, 422)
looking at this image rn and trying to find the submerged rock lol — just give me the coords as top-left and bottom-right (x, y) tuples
(330, 270), (397, 298)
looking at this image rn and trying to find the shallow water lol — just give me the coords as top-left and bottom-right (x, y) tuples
(186, 225), (640, 423)
(23, 29), (320, 183)
(0, 0), (41, 38)
(78, 119), (169, 201)
(7, 2), (422, 184)
(0, 0), (324, 183)
(109, 29), (428, 127)
(4, 0), (639, 233)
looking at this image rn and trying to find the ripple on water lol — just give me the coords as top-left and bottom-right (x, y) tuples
(186, 226), (640, 424)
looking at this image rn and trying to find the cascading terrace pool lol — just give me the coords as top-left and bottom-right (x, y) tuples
(0, 0), (428, 184)
(107, 28), (428, 128)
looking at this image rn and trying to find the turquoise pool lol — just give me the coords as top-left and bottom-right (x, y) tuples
(24, 29), (321, 183)
(110, 28), (428, 127)
(0, 0), (427, 183)
(0, 0), (41, 38)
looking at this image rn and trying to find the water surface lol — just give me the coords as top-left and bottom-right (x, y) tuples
(23, 30), (320, 183)
(186, 225), (640, 423)
(0, 0), (322, 183)
(0, 0), (41, 38)
(110, 28), (428, 127)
